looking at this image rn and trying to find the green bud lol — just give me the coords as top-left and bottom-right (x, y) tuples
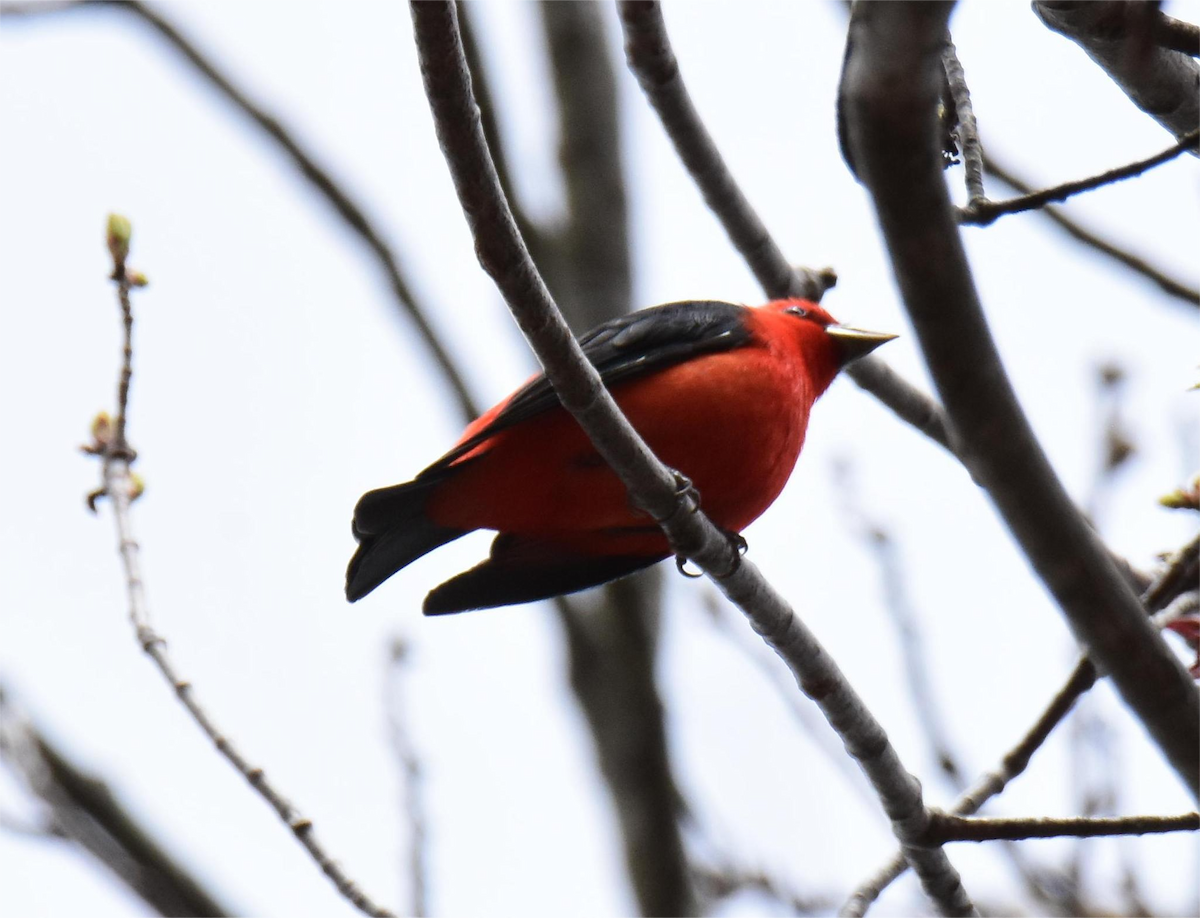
(106, 213), (132, 266)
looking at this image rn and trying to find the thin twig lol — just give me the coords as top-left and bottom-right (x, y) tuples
(692, 860), (836, 915)
(961, 129), (1200, 226)
(90, 218), (394, 918)
(983, 153), (1200, 307)
(410, 4), (976, 915)
(941, 40), (985, 207)
(923, 811), (1199, 844)
(0, 0), (480, 420)
(841, 661), (1097, 917)
(616, 0), (956, 457)
(832, 460), (963, 786)
(385, 640), (428, 918)
(841, 533), (1200, 916)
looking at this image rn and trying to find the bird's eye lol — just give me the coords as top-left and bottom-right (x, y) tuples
(785, 305), (809, 318)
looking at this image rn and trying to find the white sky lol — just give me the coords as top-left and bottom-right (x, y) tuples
(1, 2), (1198, 916)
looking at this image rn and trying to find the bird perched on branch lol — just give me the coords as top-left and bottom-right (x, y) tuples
(346, 298), (894, 614)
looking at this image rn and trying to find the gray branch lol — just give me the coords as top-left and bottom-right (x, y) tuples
(0, 0), (480, 421)
(839, 0), (1198, 799)
(0, 685), (232, 917)
(1034, 1), (1200, 147)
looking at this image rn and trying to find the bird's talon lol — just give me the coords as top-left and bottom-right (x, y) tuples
(671, 471), (700, 509)
(675, 554), (703, 578)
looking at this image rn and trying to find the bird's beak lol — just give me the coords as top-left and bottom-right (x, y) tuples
(825, 325), (898, 365)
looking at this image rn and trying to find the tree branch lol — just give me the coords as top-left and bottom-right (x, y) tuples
(533, 5), (693, 912)
(384, 640), (428, 918)
(0, 0), (480, 420)
(1033, 1), (1200, 146)
(923, 810), (1199, 844)
(616, 0), (956, 456)
(409, 3), (976, 914)
(982, 152), (1199, 307)
(941, 40), (985, 207)
(88, 217), (394, 918)
(1154, 11), (1200, 57)
(961, 129), (1199, 226)
(539, 2), (634, 333)
(0, 684), (233, 917)
(839, 0), (1198, 798)
(841, 532), (1200, 916)
(455, 1), (554, 280)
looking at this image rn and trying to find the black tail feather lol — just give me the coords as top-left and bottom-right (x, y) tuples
(423, 533), (663, 615)
(346, 477), (465, 602)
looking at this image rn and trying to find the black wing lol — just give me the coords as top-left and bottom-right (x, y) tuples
(420, 300), (751, 477)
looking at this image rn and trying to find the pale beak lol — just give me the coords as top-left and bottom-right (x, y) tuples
(825, 324), (898, 365)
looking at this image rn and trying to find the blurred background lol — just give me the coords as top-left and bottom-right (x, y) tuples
(1, 2), (1197, 915)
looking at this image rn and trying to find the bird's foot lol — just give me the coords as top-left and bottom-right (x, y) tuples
(722, 528), (748, 556)
(674, 529), (746, 580)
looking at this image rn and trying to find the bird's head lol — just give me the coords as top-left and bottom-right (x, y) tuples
(760, 298), (897, 394)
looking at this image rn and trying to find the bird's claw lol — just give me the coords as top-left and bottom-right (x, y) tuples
(724, 529), (748, 556)
(675, 554), (703, 578)
(671, 471), (700, 507)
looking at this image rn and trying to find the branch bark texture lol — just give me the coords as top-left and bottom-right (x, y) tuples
(1034, 1), (1200, 147)
(840, 1), (1198, 797)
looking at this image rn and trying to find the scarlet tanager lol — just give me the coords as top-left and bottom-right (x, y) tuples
(346, 298), (894, 614)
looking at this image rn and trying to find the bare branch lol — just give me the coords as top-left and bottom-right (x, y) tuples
(1154, 11), (1200, 57)
(842, 533), (1200, 915)
(88, 218), (395, 918)
(384, 640), (428, 918)
(616, 0), (956, 456)
(941, 40), (985, 207)
(982, 152), (1199, 307)
(841, 655), (1099, 917)
(0, 0), (84, 13)
(528, 5), (694, 912)
(455, 1), (554, 279)
(692, 860), (836, 916)
(832, 460), (963, 786)
(840, 0), (1199, 797)
(0, 685), (232, 917)
(1033, 1), (1200, 146)
(923, 810), (1199, 844)
(961, 129), (1199, 226)
(553, 585), (695, 917)
(409, 4), (975, 914)
(0, 0), (480, 420)
(539, 1), (633, 334)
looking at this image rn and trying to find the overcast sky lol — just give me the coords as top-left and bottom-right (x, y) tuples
(1, 2), (1197, 916)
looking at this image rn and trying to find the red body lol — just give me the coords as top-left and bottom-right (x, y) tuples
(346, 298), (891, 612)
(427, 303), (841, 558)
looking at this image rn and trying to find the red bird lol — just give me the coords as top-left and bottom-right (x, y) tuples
(347, 298), (893, 614)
